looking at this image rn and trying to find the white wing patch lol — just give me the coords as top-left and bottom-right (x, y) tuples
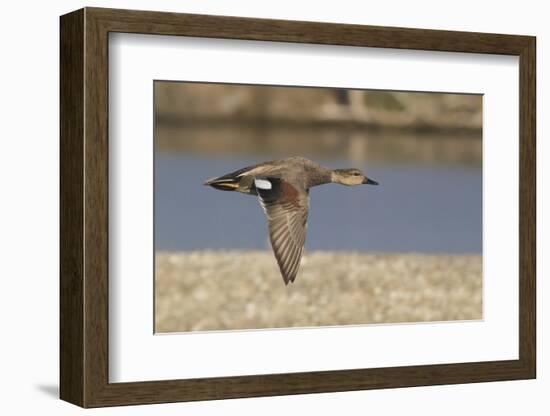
(254, 178), (272, 190)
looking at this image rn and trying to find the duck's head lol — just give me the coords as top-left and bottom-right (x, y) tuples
(331, 168), (379, 186)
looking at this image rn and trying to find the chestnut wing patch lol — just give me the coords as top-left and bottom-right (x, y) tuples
(255, 177), (309, 285)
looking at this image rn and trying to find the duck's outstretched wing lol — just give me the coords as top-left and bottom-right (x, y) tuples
(254, 177), (309, 285)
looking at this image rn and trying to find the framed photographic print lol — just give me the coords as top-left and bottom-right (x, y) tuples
(60, 7), (536, 408)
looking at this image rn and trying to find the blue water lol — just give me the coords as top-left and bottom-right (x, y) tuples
(155, 154), (482, 254)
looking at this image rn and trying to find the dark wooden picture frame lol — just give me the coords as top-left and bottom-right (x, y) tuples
(60, 7), (536, 408)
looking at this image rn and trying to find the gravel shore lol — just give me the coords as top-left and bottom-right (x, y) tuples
(155, 251), (482, 333)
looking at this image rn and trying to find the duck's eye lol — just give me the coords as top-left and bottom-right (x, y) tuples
(353, 172), (360, 176)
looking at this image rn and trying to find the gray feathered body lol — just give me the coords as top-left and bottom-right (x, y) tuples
(205, 156), (332, 193)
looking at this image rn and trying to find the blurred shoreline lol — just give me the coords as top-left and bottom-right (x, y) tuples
(156, 124), (482, 165)
(155, 82), (482, 165)
(155, 250), (482, 333)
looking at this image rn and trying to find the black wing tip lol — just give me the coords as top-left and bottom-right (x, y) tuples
(281, 270), (298, 285)
(281, 270), (291, 285)
(274, 245), (303, 286)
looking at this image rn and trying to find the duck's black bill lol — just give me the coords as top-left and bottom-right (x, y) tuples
(363, 177), (379, 185)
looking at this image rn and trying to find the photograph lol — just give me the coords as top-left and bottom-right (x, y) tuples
(154, 81), (483, 333)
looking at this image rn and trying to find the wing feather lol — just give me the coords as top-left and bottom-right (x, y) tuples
(255, 178), (309, 284)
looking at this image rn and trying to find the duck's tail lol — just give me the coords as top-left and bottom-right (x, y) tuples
(204, 176), (240, 191)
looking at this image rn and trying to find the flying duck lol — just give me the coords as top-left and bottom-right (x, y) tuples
(204, 156), (378, 285)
